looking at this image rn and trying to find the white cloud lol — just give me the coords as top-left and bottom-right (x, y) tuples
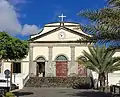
(22, 24), (40, 35)
(0, 0), (40, 36)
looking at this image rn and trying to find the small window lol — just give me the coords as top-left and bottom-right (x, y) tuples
(13, 62), (21, 73)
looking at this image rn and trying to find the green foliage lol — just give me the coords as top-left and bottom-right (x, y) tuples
(78, 46), (120, 89)
(78, 0), (120, 46)
(5, 92), (15, 97)
(5, 37), (29, 60)
(81, 46), (120, 73)
(0, 31), (29, 61)
(0, 32), (11, 60)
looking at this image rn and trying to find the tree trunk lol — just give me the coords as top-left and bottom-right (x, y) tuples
(99, 73), (106, 91)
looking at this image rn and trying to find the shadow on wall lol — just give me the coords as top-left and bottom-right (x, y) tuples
(66, 91), (112, 97)
(12, 92), (33, 97)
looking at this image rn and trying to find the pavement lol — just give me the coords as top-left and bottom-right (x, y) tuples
(12, 87), (112, 97)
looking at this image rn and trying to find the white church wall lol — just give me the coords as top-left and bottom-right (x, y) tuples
(33, 47), (49, 60)
(52, 47), (71, 61)
(34, 29), (83, 41)
(75, 46), (89, 60)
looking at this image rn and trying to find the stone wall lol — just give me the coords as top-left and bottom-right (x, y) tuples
(25, 77), (93, 89)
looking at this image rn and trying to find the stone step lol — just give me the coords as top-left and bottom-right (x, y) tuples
(24, 77), (93, 89)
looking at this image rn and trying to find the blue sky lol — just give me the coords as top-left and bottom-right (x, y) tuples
(0, 0), (106, 40)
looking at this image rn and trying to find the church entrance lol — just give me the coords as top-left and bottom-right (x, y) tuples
(36, 62), (45, 77)
(36, 56), (45, 77)
(55, 55), (68, 77)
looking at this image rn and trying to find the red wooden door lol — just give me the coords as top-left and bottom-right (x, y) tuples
(78, 64), (87, 77)
(56, 61), (67, 77)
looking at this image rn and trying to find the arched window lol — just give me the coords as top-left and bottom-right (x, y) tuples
(36, 56), (45, 62)
(55, 55), (68, 61)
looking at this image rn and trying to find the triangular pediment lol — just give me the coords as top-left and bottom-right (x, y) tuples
(29, 22), (91, 42)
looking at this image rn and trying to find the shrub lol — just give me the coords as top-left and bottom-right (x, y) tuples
(5, 92), (15, 97)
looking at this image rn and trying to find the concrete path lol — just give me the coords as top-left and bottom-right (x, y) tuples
(12, 87), (112, 97)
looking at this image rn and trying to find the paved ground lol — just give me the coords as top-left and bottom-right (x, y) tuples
(12, 87), (112, 97)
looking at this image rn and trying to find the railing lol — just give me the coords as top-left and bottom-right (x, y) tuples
(110, 85), (120, 97)
(23, 74), (29, 86)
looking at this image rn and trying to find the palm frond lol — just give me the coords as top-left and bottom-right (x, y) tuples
(82, 46), (120, 74)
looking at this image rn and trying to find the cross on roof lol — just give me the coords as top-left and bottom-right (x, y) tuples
(58, 13), (66, 22)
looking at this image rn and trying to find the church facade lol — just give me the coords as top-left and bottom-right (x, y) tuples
(28, 22), (92, 77)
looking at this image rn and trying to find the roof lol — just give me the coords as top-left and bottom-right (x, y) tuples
(29, 22), (92, 41)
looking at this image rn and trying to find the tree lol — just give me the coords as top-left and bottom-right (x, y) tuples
(5, 36), (29, 90)
(78, 0), (120, 47)
(0, 32), (11, 72)
(0, 32), (29, 90)
(78, 45), (120, 91)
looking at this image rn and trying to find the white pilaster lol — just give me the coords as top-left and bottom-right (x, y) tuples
(47, 46), (53, 75)
(29, 46), (34, 76)
(70, 46), (76, 75)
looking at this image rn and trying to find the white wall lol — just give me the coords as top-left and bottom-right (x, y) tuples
(75, 46), (89, 60)
(108, 73), (120, 85)
(2, 62), (11, 73)
(53, 47), (71, 61)
(22, 62), (29, 75)
(33, 47), (49, 60)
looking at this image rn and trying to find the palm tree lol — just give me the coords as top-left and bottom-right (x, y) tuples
(78, 0), (120, 47)
(78, 45), (120, 90)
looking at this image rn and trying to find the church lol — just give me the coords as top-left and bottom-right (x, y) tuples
(28, 20), (92, 77)
(1, 14), (120, 89)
